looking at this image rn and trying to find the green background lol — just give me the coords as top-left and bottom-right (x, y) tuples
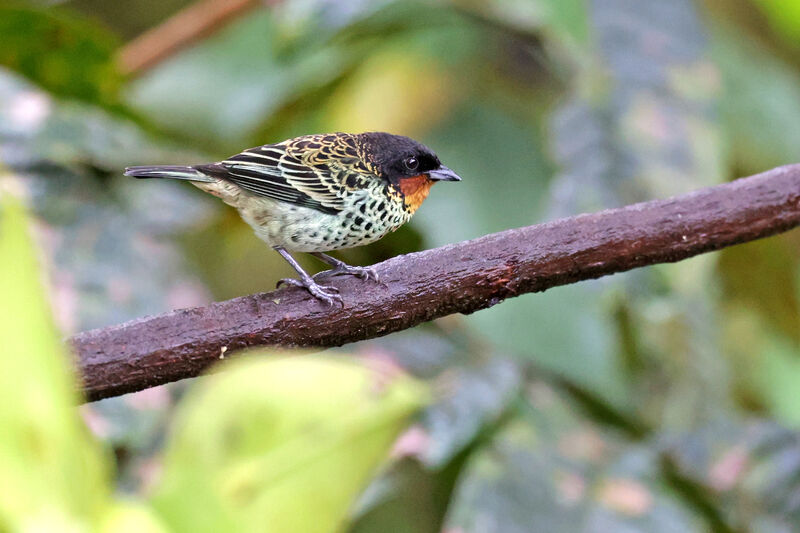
(3, 0), (800, 530)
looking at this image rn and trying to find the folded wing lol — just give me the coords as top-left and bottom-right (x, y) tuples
(196, 136), (374, 216)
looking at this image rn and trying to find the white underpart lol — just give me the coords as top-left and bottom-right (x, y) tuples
(190, 179), (398, 253)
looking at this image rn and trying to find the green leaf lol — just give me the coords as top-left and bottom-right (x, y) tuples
(0, 69), (214, 331)
(468, 0), (588, 47)
(349, 456), (466, 533)
(126, 10), (346, 150)
(99, 502), (169, 533)
(419, 356), (520, 467)
(665, 420), (800, 528)
(347, 329), (523, 468)
(540, 0), (588, 46)
(151, 354), (428, 533)
(712, 23), (800, 173)
(414, 103), (629, 409)
(0, 179), (110, 528)
(719, 237), (800, 344)
(549, 0), (723, 215)
(0, 6), (123, 108)
(444, 400), (702, 532)
(542, 0), (733, 427)
(750, 0), (800, 47)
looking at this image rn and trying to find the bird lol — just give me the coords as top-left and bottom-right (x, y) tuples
(125, 131), (461, 306)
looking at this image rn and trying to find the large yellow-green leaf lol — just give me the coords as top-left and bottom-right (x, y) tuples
(751, 0), (800, 45)
(99, 501), (169, 533)
(151, 354), (428, 533)
(0, 180), (110, 528)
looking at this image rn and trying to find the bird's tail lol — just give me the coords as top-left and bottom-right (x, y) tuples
(124, 165), (215, 182)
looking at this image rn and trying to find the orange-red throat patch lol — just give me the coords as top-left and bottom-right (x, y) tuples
(398, 174), (434, 214)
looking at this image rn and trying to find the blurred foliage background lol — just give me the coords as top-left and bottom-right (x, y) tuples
(3, 0), (800, 531)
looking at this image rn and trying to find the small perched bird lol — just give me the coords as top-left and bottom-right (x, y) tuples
(125, 132), (461, 305)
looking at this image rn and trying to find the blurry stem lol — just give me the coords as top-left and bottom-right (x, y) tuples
(118, 0), (274, 76)
(543, 371), (651, 439)
(72, 164), (800, 401)
(613, 298), (647, 378)
(661, 455), (743, 533)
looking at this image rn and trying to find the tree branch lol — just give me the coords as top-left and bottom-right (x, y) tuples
(117, 0), (269, 76)
(72, 165), (800, 401)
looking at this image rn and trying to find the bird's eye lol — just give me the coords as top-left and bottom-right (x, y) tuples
(404, 157), (419, 171)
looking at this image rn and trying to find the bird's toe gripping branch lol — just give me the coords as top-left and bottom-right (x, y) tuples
(274, 247), (345, 306)
(276, 277), (343, 307)
(311, 252), (380, 282)
(314, 264), (379, 282)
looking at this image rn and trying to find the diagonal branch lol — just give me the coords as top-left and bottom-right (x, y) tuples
(118, 0), (268, 76)
(71, 165), (800, 401)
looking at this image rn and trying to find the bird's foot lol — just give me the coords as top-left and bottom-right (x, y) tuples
(314, 263), (379, 282)
(277, 277), (343, 307)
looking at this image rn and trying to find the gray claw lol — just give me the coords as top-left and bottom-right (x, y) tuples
(315, 265), (379, 283)
(276, 277), (300, 289)
(307, 283), (344, 307)
(357, 266), (380, 282)
(277, 277), (343, 306)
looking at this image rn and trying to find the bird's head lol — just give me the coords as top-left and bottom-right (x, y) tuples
(358, 132), (461, 213)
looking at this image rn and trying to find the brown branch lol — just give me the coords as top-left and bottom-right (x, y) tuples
(72, 165), (800, 401)
(118, 0), (269, 77)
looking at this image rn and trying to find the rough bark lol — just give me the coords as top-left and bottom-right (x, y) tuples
(72, 165), (800, 401)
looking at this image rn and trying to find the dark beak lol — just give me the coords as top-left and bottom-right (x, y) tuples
(428, 166), (462, 182)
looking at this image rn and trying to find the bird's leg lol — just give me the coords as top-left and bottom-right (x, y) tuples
(274, 247), (343, 306)
(311, 252), (379, 282)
